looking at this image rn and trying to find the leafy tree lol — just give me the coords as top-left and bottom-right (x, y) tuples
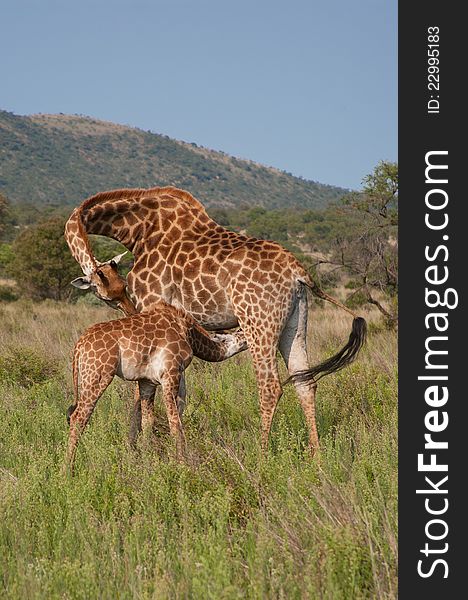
(324, 161), (398, 326)
(10, 217), (82, 301)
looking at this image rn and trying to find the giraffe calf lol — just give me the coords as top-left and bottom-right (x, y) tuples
(66, 301), (247, 472)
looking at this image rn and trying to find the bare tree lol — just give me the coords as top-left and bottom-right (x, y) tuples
(318, 161), (398, 327)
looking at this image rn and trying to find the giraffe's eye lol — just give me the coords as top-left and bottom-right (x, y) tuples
(96, 269), (105, 280)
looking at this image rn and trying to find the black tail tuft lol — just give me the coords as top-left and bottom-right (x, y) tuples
(285, 317), (367, 385)
(66, 404), (77, 425)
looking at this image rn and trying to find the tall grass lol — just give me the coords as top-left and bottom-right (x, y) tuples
(0, 301), (397, 599)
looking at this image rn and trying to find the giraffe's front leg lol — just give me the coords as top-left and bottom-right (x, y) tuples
(128, 384), (142, 447)
(160, 371), (186, 461)
(177, 373), (186, 416)
(138, 380), (157, 441)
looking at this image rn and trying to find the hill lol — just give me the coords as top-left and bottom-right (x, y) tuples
(0, 110), (347, 210)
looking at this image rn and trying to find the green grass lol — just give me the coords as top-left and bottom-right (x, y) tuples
(0, 302), (397, 599)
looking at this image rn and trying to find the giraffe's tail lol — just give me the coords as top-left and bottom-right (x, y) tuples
(67, 345), (80, 424)
(298, 276), (358, 319)
(284, 277), (367, 385)
(285, 316), (367, 385)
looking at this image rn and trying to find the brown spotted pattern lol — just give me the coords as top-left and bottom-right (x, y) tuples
(66, 302), (247, 472)
(81, 262), (137, 315)
(65, 186), (361, 454)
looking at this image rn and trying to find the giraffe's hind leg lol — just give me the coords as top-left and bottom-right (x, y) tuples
(279, 291), (319, 455)
(235, 316), (283, 451)
(252, 349), (283, 452)
(65, 371), (114, 475)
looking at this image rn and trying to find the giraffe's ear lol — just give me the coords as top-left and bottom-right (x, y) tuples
(71, 276), (92, 290)
(108, 251), (128, 267)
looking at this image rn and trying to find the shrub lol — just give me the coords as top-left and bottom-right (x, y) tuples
(10, 217), (82, 301)
(0, 284), (18, 302)
(0, 347), (58, 388)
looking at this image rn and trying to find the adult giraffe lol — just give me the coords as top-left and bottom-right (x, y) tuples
(65, 186), (366, 454)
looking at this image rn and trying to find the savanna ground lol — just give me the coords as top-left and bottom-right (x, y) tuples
(0, 299), (397, 599)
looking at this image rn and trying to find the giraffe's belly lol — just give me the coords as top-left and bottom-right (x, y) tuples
(188, 309), (239, 331)
(177, 300), (238, 331)
(166, 283), (238, 330)
(117, 356), (149, 381)
(116, 346), (164, 382)
(129, 267), (239, 330)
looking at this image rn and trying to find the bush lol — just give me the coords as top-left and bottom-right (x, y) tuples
(10, 217), (82, 301)
(0, 347), (58, 388)
(0, 284), (18, 302)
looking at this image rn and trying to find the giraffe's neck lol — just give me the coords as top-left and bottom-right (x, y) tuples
(66, 187), (248, 328)
(188, 322), (247, 362)
(64, 207), (98, 276)
(65, 187), (217, 275)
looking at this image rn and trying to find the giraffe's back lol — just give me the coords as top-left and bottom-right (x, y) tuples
(76, 305), (193, 384)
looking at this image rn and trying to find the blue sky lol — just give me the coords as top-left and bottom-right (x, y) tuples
(1, 0), (397, 190)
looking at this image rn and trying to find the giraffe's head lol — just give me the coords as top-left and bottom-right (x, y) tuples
(71, 252), (137, 316)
